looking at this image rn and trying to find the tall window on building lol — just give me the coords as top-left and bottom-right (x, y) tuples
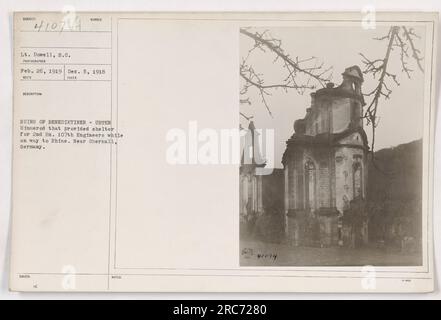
(241, 176), (247, 212)
(351, 101), (361, 127)
(284, 165), (289, 212)
(353, 160), (363, 198)
(304, 160), (316, 211)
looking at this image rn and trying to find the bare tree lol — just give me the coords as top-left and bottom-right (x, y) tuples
(240, 26), (424, 161)
(240, 28), (333, 120)
(360, 26), (424, 155)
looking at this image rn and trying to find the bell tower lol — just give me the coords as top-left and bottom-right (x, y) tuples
(341, 66), (365, 129)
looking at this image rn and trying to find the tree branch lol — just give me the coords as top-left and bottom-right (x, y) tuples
(239, 28), (333, 119)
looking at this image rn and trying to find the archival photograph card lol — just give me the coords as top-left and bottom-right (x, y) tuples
(10, 11), (437, 292)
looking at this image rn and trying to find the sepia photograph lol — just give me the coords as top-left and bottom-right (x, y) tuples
(239, 25), (426, 266)
(5, 10), (437, 294)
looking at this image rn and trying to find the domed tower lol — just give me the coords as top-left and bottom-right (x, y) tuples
(307, 65), (365, 136)
(340, 65), (365, 129)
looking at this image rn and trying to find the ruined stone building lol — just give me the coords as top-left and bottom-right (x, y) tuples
(239, 121), (265, 222)
(239, 121), (285, 240)
(240, 66), (370, 247)
(282, 66), (369, 247)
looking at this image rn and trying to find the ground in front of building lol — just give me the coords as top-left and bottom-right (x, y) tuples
(240, 239), (422, 266)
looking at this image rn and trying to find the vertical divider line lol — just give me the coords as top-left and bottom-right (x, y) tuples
(113, 18), (119, 270)
(107, 16), (113, 290)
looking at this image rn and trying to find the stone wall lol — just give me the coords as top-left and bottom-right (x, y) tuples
(334, 146), (366, 214)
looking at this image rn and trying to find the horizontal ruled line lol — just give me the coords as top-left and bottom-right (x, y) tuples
(20, 63), (111, 66)
(20, 79), (111, 82)
(15, 272), (433, 280)
(20, 46), (111, 49)
(20, 30), (111, 33)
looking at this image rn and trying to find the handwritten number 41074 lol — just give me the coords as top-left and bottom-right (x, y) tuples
(33, 18), (81, 33)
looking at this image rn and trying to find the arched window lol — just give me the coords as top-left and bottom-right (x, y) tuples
(304, 160), (316, 211)
(353, 161), (363, 198)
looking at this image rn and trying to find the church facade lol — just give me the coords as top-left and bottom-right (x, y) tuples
(282, 66), (369, 247)
(240, 66), (370, 248)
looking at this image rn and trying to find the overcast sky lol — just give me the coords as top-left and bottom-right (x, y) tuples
(240, 25), (426, 168)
